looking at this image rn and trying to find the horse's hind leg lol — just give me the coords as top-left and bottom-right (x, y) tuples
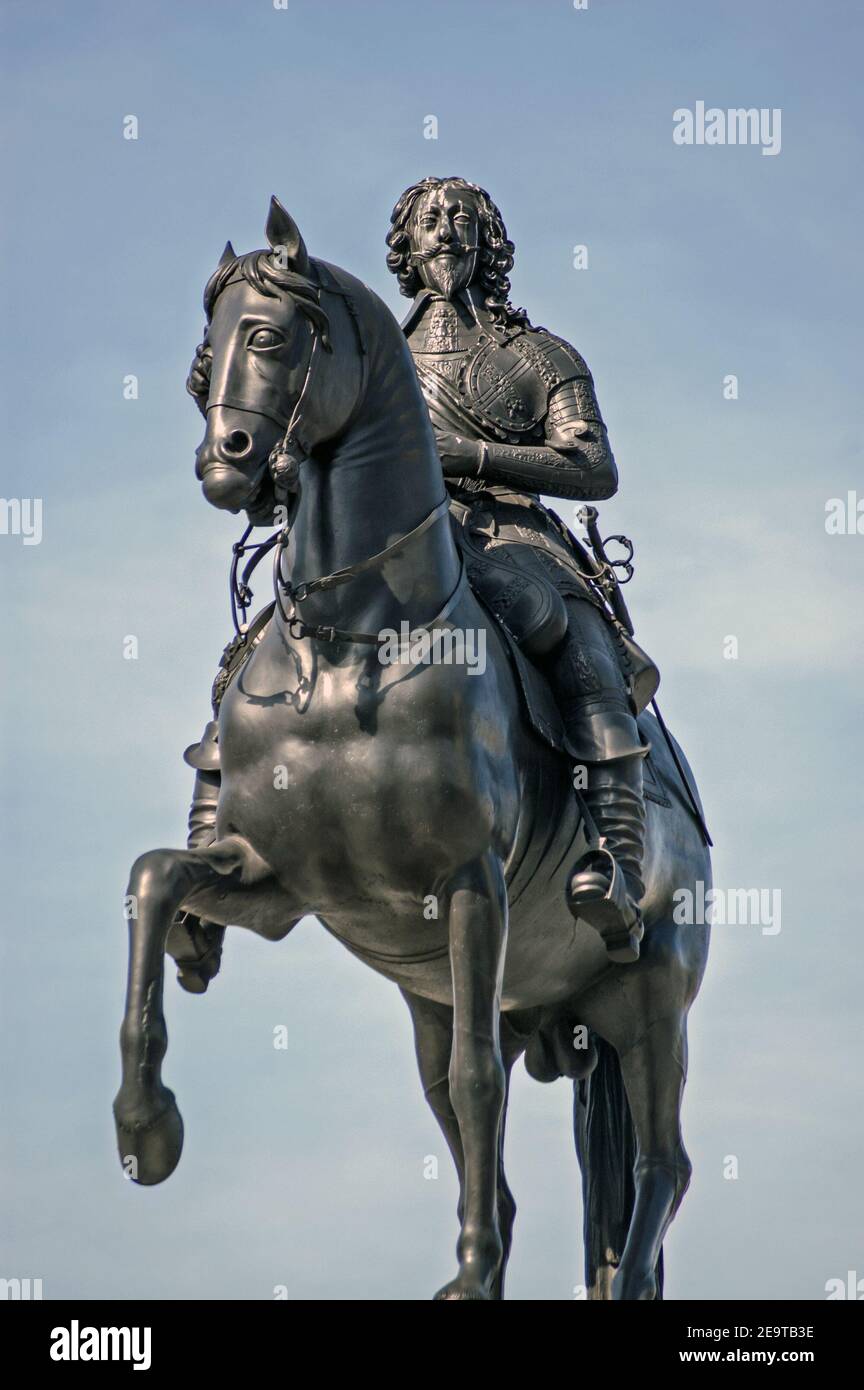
(612, 1008), (693, 1300)
(113, 835), (269, 1186)
(402, 988), (525, 1299)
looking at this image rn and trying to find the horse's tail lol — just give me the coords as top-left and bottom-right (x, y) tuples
(573, 1036), (664, 1300)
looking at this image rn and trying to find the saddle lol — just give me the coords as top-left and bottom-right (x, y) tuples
(447, 493), (659, 721)
(446, 497), (671, 805)
(462, 587), (670, 806)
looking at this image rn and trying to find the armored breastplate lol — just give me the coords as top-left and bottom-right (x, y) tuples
(408, 295), (600, 445)
(409, 296), (482, 391)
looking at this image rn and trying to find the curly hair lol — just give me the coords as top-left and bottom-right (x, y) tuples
(386, 176), (529, 329)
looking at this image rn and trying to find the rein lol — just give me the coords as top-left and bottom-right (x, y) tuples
(229, 526), (281, 635)
(272, 493), (461, 647)
(227, 495), (463, 649)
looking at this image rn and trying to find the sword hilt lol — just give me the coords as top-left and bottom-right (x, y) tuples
(577, 505), (635, 636)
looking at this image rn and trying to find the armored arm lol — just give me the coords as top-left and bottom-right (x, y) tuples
(437, 336), (619, 500)
(474, 429), (617, 501)
(438, 397), (618, 502)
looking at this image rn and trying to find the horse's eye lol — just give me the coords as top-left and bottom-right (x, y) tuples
(248, 328), (283, 351)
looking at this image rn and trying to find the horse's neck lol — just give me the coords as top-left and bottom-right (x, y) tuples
(288, 297), (460, 634)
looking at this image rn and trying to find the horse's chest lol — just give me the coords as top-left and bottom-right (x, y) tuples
(217, 638), (510, 895)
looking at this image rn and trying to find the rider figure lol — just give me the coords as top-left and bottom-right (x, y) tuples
(169, 178), (655, 989)
(386, 176), (654, 963)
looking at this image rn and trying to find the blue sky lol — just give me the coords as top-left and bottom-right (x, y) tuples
(2, 0), (862, 1299)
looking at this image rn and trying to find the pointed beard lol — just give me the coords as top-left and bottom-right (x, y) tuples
(423, 253), (466, 299)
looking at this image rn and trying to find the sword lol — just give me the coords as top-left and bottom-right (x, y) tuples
(577, 506), (713, 849)
(577, 504), (636, 635)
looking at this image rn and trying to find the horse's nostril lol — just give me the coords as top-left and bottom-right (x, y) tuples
(222, 429), (252, 459)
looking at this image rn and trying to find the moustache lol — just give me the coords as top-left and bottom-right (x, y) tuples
(409, 244), (478, 265)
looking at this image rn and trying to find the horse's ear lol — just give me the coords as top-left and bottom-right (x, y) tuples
(266, 196), (310, 275)
(218, 240), (236, 269)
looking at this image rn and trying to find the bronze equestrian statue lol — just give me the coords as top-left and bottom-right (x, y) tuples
(114, 191), (712, 1301)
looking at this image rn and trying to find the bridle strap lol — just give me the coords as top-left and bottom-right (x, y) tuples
(223, 260), (455, 649)
(268, 263), (367, 467)
(288, 493), (452, 603)
(273, 559), (467, 648)
(229, 526), (281, 636)
(272, 493), (457, 646)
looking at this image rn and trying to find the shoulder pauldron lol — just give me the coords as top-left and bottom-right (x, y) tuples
(459, 328), (600, 438)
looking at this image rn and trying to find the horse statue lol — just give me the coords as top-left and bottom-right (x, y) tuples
(113, 196), (711, 1301)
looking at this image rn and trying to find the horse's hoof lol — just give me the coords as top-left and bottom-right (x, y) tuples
(612, 1263), (658, 1300)
(433, 1278), (492, 1301)
(113, 1088), (184, 1186)
(433, 1257), (500, 1300)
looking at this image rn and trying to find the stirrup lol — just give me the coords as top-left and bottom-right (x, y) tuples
(566, 845), (643, 964)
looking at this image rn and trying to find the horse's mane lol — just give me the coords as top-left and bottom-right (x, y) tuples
(203, 249), (332, 341)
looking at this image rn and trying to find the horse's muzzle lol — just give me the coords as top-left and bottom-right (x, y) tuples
(198, 461), (256, 512)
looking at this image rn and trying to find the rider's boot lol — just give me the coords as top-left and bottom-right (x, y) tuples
(566, 751), (647, 965)
(539, 598), (649, 965)
(165, 721), (226, 994)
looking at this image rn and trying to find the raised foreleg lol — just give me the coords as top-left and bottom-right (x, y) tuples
(113, 835), (270, 1186)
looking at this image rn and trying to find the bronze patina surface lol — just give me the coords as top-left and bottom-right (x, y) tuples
(114, 194), (711, 1301)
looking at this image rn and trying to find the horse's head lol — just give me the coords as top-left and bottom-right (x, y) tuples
(190, 197), (334, 525)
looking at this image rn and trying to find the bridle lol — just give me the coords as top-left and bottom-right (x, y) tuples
(225, 265), (464, 649)
(272, 493), (461, 647)
(225, 326), (320, 640)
